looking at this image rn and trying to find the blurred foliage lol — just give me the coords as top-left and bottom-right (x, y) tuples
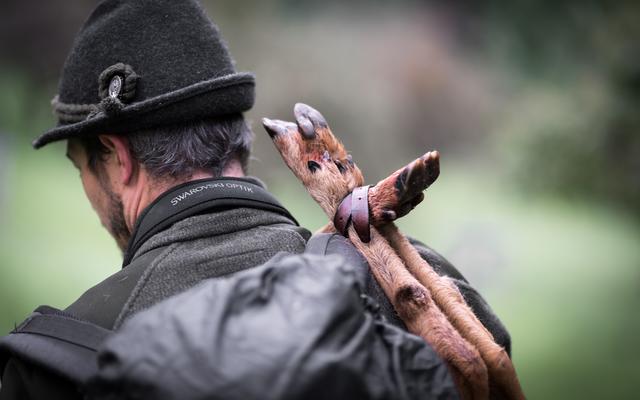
(1, 1), (639, 399)
(476, 0), (640, 217)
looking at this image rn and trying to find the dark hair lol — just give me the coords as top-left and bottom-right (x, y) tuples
(80, 114), (252, 179)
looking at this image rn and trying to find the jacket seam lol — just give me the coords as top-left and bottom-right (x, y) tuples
(112, 244), (180, 330)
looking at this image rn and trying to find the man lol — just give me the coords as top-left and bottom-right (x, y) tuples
(0, 1), (309, 398)
(0, 0), (510, 399)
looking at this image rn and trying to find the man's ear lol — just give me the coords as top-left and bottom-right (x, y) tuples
(98, 134), (136, 185)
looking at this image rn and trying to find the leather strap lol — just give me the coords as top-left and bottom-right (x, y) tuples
(351, 186), (371, 243)
(333, 193), (352, 236)
(332, 186), (371, 243)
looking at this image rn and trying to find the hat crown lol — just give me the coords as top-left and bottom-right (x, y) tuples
(34, 0), (255, 149)
(58, 0), (237, 106)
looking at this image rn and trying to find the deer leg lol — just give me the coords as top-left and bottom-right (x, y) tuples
(348, 225), (489, 400)
(368, 150), (440, 225)
(263, 103), (490, 399)
(363, 150), (525, 399)
(380, 223), (526, 400)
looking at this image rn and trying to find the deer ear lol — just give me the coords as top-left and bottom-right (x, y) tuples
(294, 103), (328, 139)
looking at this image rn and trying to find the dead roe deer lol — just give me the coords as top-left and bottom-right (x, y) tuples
(262, 103), (525, 400)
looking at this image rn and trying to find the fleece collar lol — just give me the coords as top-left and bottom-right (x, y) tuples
(122, 177), (296, 267)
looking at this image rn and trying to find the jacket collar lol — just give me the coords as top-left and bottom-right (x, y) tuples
(122, 177), (296, 267)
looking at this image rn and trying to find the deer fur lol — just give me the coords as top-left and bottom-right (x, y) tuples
(262, 103), (525, 400)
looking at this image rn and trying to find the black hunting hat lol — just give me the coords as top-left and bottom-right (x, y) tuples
(33, 0), (255, 149)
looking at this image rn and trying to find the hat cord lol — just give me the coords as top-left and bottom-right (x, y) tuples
(50, 96), (98, 123)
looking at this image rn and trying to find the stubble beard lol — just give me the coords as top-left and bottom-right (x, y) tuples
(97, 172), (131, 254)
(106, 189), (130, 254)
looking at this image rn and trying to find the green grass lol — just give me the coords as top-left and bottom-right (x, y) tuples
(1, 148), (638, 399)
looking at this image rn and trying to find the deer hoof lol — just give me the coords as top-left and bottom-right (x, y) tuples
(294, 103), (328, 139)
(262, 118), (297, 138)
(396, 151), (440, 200)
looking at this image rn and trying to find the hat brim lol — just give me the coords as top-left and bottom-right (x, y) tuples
(33, 72), (255, 149)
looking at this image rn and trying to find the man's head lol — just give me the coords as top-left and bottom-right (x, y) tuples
(35, 0), (258, 251)
(66, 115), (253, 252)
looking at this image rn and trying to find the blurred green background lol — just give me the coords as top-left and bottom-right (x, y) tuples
(1, 0), (639, 398)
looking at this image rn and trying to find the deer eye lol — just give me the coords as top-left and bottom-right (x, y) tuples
(334, 160), (346, 173)
(307, 160), (321, 172)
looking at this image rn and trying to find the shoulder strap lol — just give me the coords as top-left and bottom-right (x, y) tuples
(304, 232), (334, 256)
(0, 306), (111, 385)
(66, 245), (168, 330)
(305, 233), (369, 285)
(305, 233), (407, 329)
(123, 177), (297, 266)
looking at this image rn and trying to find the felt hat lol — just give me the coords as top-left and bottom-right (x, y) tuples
(33, 0), (255, 149)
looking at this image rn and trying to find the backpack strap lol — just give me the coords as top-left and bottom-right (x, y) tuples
(305, 233), (406, 328)
(0, 306), (111, 385)
(65, 245), (169, 329)
(304, 232), (334, 256)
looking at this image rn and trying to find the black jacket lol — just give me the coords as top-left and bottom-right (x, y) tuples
(0, 177), (309, 399)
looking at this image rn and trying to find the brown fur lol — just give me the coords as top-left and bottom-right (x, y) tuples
(349, 226), (489, 400)
(381, 224), (525, 400)
(368, 151), (440, 226)
(262, 103), (525, 400)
